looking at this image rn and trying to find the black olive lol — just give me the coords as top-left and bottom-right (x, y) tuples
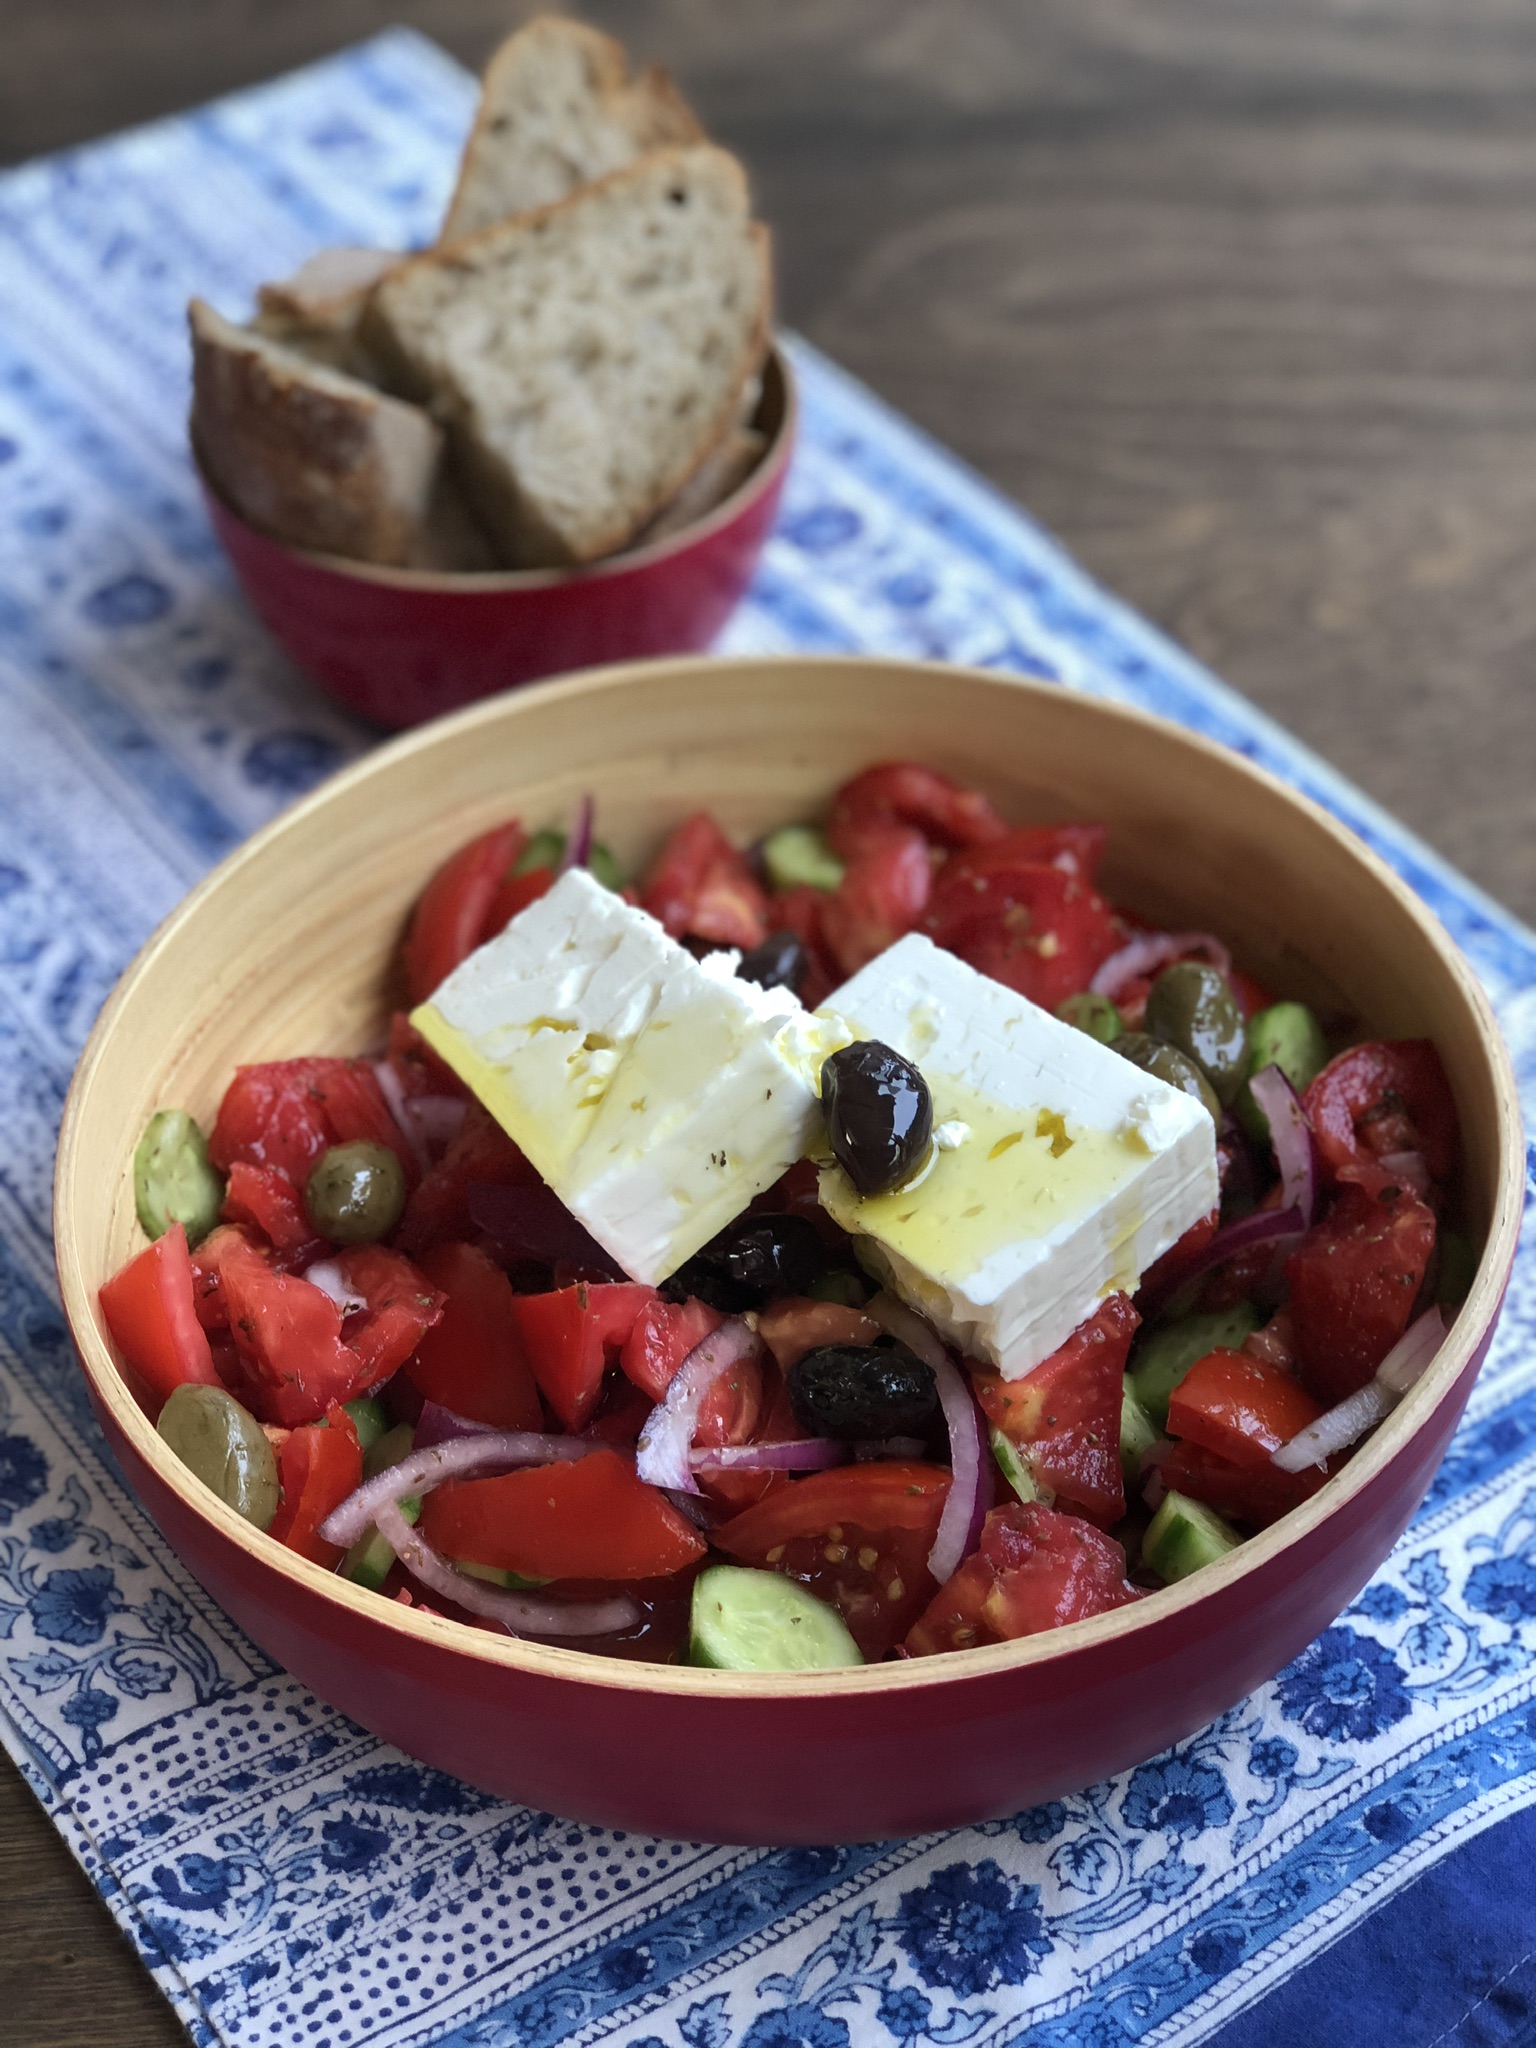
(821, 1040), (933, 1197)
(736, 929), (807, 996)
(662, 1212), (823, 1310)
(787, 1342), (939, 1441)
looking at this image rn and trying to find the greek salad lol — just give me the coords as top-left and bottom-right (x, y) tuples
(99, 763), (1468, 1669)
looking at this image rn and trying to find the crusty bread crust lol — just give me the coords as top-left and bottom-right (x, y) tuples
(189, 298), (447, 567)
(363, 146), (771, 567)
(440, 15), (704, 243)
(254, 247), (398, 375)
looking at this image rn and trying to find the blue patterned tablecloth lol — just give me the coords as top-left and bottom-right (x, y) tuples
(2, 32), (1534, 2048)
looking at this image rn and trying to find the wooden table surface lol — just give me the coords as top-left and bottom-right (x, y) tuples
(3, 3), (1534, 2040)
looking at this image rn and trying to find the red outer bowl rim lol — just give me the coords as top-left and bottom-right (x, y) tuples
(191, 344), (797, 591)
(54, 654), (1527, 1706)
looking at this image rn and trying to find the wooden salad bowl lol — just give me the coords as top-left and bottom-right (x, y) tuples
(54, 656), (1524, 1846)
(197, 349), (796, 730)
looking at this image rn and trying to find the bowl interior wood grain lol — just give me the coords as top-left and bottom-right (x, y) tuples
(55, 656), (1523, 1727)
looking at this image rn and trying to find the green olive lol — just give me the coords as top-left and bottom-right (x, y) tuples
(1143, 963), (1248, 1104)
(304, 1141), (406, 1244)
(1235, 1001), (1329, 1141)
(1055, 991), (1123, 1045)
(133, 1109), (223, 1246)
(1116, 1032), (1221, 1121)
(157, 1384), (278, 1529)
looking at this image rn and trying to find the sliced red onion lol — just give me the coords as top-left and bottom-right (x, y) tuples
(318, 1431), (598, 1549)
(636, 1318), (760, 1495)
(1247, 1065), (1317, 1229)
(689, 1439), (847, 1473)
(369, 1060), (467, 1171)
(467, 1182), (624, 1277)
(304, 1258), (370, 1314)
(1090, 931), (1233, 1002)
(408, 1094), (468, 1157)
(1375, 1304), (1449, 1394)
(1272, 1306), (1446, 1472)
(1376, 1150), (1432, 1199)
(1140, 1202), (1304, 1311)
(374, 1497), (638, 1638)
(413, 1400), (496, 1451)
(557, 793), (595, 876)
(1142, 1467), (1168, 1512)
(865, 1292), (988, 1585)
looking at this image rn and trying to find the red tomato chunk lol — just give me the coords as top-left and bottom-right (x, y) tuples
(1166, 1348), (1323, 1470)
(267, 1404), (362, 1567)
(972, 1294), (1138, 1527)
(714, 1463), (951, 1661)
(509, 1282), (657, 1430)
(905, 1502), (1140, 1656)
(420, 1450), (706, 1581)
(1286, 1179), (1437, 1404)
(99, 1224), (219, 1407)
(406, 1241), (543, 1430)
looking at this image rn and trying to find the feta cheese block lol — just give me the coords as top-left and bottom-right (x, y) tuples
(817, 934), (1219, 1379)
(409, 869), (843, 1284)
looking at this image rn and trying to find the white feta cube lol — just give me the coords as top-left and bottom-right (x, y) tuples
(818, 934), (1219, 1377)
(410, 869), (841, 1283)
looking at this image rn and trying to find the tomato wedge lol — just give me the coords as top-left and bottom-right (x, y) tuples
(484, 863), (555, 939)
(402, 820), (525, 1006)
(713, 1462), (951, 1660)
(765, 885), (841, 1008)
(420, 1449), (706, 1581)
(1304, 1041), (1458, 1188)
(922, 861), (1121, 1011)
(267, 1404), (363, 1566)
(756, 1297), (882, 1373)
(972, 1295), (1138, 1526)
(1286, 1178), (1437, 1404)
(940, 822), (1107, 886)
(820, 825), (932, 977)
(395, 1099), (541, 1256)
(639, 813), (769, 949)
(220, 1160), (323, 1262)
(404, 1242), (542, 1429)
(209, 1057), (414, 1188)
(826, 763), (1009, 861)
(1166, 1348), (1323, 1470)
(508, 1282), (657, 1430)
(219, 1239), (443, 1427)
(1158, 1438), (1327, 1529)
(99, 1223), (219, 1407)
(905, 1502), (1139, 1655)
(619, 1296), (723, 1401)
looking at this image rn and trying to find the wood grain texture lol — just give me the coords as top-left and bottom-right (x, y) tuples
(3, 3), (1534, 2041)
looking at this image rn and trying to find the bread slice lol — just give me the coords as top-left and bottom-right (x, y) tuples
(190, 298), (455, 567)
(441, 15), (703, 243)
(253, 247), (398, 374)
(363, 146), (771, 567)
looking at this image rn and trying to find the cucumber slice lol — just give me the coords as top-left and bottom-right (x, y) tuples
(362, 1421), (415, 1481)
(989, 1426), (1046, 1506)
(762, 825), (844, 893)
(1143, 1489), (1243, 1583)
(1129, 1303), (1263, 1427)
(342, 1395), (391, 1453)
(340, 1495), (420, 1592)
(514, 830), (623, 890)
(456, 1561), (551, 1590)
(689, 1566), (863, 1671)
(1119, 1378), (1160, 1480)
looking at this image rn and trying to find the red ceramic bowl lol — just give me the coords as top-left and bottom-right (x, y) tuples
(198, 350), (795, 728)
(54, 656), (1524, 1845)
